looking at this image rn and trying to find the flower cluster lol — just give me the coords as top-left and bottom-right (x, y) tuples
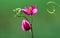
(13, 5), (38, 32)
(13, 5), (38, 38)
(21, 5), (38, 32)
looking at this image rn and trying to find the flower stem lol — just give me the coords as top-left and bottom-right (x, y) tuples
(31, 25), (34, 38)
(30, 15), (34, 38)
(18, 15), (28, 20)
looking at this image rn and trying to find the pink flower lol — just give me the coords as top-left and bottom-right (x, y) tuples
(22, 5), (38, 15)
(22, 19), (32, 31)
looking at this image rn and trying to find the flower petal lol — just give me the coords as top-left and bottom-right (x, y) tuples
(30, 5), (38, 14)
(32, 8), (38, 14)
(22, 19), (31, 32)
(22, 7), (31, 15)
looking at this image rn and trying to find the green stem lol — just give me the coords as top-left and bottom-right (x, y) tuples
(31, 24), (34, 38)
(30, 15), (34, 38)
(18, 15), (28, 20)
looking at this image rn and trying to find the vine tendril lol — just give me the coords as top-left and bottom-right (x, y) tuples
(13, 8), (22, 17)
(46, 1), (60, 15)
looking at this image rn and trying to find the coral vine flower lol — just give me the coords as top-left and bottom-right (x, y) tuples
(22, 19), (32, 31)
(22, 5), (38, 15)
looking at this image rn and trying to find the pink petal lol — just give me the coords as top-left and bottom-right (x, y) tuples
(22, 7), (31, 15)
(30, 5), (38, 14)
(32, 8), (38, 14)
(22, 19), (31, 32)
(30, 5), (35, 9)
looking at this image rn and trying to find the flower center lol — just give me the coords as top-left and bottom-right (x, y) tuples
(29, 7), (33, 14)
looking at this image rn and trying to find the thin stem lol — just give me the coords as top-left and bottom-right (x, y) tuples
(30, 15), (34, 38)
(18, 15), (28, 20)
(31, 24), (34, 38)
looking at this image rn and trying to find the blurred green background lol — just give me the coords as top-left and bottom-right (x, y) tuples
(0, 0), (60, 38)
